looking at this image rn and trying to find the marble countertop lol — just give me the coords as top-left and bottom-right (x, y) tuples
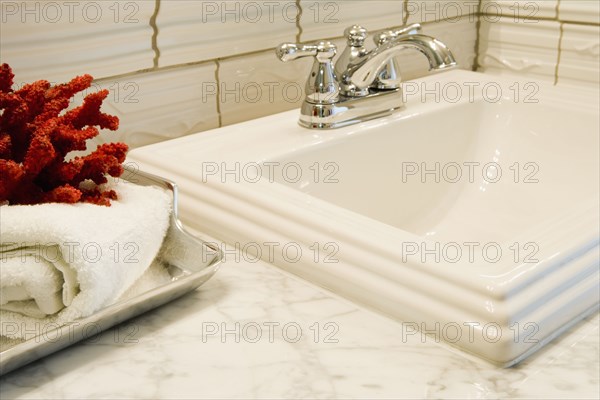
(1, 243), (598, 399)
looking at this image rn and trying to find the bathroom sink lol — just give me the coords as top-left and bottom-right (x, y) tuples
(128, 70), (599, 366)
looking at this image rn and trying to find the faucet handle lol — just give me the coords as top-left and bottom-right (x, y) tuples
(276, 42), (336, 62)
(344, 25), (368, 47)
(276, 41), (340, 104)
(373, 23), (422, 45)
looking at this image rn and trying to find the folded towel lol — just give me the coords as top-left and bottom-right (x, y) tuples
(0, 180), (172, 339)
(0, 258), (172, 349)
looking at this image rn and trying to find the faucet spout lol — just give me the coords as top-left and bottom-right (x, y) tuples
(347, 34), (456, 91)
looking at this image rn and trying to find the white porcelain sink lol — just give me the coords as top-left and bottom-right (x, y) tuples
(128, 70), (599, 366)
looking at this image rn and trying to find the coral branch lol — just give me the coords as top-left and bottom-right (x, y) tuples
(0, 63), (14, 93)
(0, 64), (127, 206)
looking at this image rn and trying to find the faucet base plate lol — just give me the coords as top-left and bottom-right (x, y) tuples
(299, 88), (405, 130)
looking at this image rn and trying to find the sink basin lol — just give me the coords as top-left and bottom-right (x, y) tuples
(128, 70), (599, 366)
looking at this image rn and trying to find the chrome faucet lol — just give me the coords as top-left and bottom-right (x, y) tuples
(276, 24), (457, 129)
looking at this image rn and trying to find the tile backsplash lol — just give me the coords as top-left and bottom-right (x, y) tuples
(478, 0), (600, 85)
(1, 1), (597, 149)
(0, 0), (477, 148)
(0, 1), (156, 84)
(156, 0), (297, 66)
(299, 1), (407, 41)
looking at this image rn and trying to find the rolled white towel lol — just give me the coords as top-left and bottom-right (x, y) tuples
(0, 180), (172, 339)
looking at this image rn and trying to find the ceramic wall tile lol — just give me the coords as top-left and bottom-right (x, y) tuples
(398, 18), (478, 81)
(406, 0), (479, 24)
(299, 0), (405, 42)
(4, 0), (597, 149)
(218, 50), (309, 126)
(87, 63), (219, 149)
(218, 37), (347, 126)
(557, 24), (600, 86)
(478, 18), (561, 81)
(156, 0), (298, 67)
(480, 0), (557, 20)
(478, 0), (599, 83)
(0, 0), (155, 84)
(558, 0), (600, 24)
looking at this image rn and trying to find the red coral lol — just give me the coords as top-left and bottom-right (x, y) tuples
(0, 64), (128, 206)
(0, 63), (14, 93)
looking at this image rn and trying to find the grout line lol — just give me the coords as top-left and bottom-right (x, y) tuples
(321, 15), (480, 40)
(555, 19), (600, 27)
(214, 60), (223, 127)
(554, 0), (563, 86)
(94, 68), (157, 83)
(515, 16), (594, 24)
(478, 4), (599, 26)
(92, 59), (216, 83)
(473, 0), (482, 71)
(478, 14), (562, 23)
(93, 50), (265, 83)
(295, 0), (303, 43)
(150, 0), (161, 68)
(554, 22), (564, 86)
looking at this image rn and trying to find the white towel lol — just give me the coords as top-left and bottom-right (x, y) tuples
(0, 180), (172, 339)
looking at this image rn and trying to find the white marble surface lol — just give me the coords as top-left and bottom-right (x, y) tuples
(1, 241), (598, 399)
